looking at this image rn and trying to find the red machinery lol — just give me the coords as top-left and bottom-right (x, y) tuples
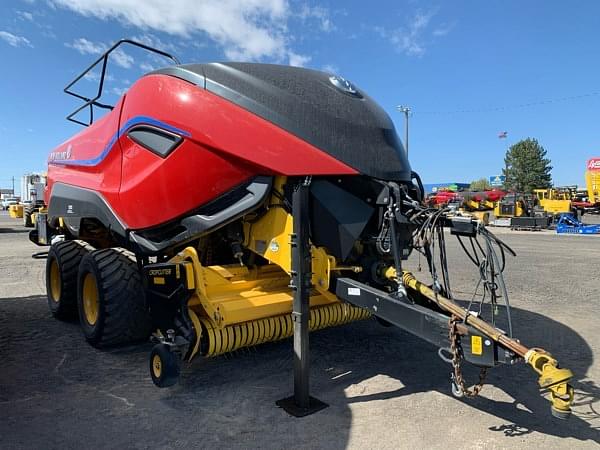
(31, 40), (574, 419)
(429, 189), (506, 209)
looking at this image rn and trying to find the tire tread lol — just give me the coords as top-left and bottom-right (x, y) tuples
(80, 248), (151, 347)
(47, 240), (94, 320)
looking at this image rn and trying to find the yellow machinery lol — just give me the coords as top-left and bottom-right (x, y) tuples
(166, 247), (370, 359)
(23, 206), (47, 228)
(534, 188), (572, 215)
(584, 158), (600, 205)
(453, 195), (494, 225)
(8, 204), (24, 219)
(30, 208), (46, 226)
(462, 201), (492, 224)
(493, 193), (527, 218)
(40, 175), (574, 418)
(468, 210), (490, 225)
(494, 201), (524, 218)
(149, 178), (371, 360)
(139, 177), (574, 418)
(464, 198), (495, 211)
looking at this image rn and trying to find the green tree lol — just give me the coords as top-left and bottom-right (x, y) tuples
(469, 178), (492, 191)
(503, 138), (552, 192)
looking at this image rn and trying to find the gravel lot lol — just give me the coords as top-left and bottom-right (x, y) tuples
(1, 211), (599, 449)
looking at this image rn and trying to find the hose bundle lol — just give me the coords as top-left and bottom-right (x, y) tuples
(403, 195), (516, 335)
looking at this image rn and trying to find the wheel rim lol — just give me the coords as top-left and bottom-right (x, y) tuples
(49, 260), (61, 303)
(82, 273), (100, 326)
(152, 354), (162, 378)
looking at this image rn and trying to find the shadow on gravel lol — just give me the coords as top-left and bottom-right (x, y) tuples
(0, 227), (30, 234)
(335, 305), (599, 443)
(0, 295), (598, 447)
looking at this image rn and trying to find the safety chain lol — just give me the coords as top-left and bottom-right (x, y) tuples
(449, 316), (487, 398)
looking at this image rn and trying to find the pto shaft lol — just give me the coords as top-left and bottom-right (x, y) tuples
(400, 271), (574, 418)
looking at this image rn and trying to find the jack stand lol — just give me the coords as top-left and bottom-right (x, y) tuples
(276, 179), (328, 417)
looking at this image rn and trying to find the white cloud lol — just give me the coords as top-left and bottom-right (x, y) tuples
(65, 38), (133, 68)
(83, 72), (115, 82)
(140, 62), (156, 72)
(298, 4), (334, 32)
(41, 29), (57, 39)
(376, 9), (440, 57)
(83, 72), (99, 81)
(51, 0), (309, 65)
(110, 86), (128, 96)
(130, 34), (180, 70)
(432, 22), (455, 37)
(0, 31), (32, 47)
(66, 37), (105, 54)
(112, 49), (134, 68)
(321, 63), (339, 74)
(288, 52), (310, 67)
(131, 33), (178, 54)
(16, 11), (34, 21)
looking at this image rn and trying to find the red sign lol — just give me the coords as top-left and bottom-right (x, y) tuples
(587, 158), (600, 171)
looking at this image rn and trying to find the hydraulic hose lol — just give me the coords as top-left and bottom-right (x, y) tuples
(401, 270), (574, 419)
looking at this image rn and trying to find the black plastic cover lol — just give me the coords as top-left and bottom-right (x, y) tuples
(310, 179), (374, 260)
(127, 125), (182, 158)
(48, 183), (127, 237)
(130, 176), (272, 254)
(151, 63), (412, 181)
(48, 178), (272, 255)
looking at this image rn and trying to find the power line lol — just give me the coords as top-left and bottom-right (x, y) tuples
(413, 91), (600, 115)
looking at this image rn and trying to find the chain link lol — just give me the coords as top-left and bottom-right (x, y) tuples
(449, 316), (487, 398)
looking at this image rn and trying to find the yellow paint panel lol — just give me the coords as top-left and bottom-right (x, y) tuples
(243, 206), (293, 273)
(471, 335), (483, 355)
(586, 170), (600, 203)
(183, 262), (195, 289)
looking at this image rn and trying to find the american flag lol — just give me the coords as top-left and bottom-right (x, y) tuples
(498, 131), (508, 139)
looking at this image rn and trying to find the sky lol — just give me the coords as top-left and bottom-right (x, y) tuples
(1, 0), (599, 194)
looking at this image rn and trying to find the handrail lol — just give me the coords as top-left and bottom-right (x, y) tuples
(64, 39), (180, 127)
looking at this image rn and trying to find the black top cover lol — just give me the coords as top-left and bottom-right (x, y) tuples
(152, 63), (411, 181)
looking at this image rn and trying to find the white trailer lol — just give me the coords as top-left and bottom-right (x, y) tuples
(20, 173), (46, 203)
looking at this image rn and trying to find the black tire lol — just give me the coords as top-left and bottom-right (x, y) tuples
(46, 240), (93, 320)
(23, 205), (35, 227)
(149, 344), (180, 388)
(77, 248), (151, 347)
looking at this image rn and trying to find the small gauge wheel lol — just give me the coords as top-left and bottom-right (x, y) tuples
(149, 343), (180, 388)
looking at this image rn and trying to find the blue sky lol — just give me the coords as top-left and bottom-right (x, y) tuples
(1, 0), (599, 194)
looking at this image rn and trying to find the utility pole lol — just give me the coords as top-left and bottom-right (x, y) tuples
(396, 105), (411, 157)
(11, 176), (14, 196)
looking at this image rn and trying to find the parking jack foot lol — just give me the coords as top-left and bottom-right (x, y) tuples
(276, 396), (328, 417)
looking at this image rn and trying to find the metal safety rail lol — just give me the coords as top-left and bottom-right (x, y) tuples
(64, 39), (180, 126)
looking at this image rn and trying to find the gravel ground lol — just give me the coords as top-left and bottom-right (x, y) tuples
(0, 211), (599, 449)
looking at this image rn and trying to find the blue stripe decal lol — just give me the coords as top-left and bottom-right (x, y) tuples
(49, 115), (191, 167)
